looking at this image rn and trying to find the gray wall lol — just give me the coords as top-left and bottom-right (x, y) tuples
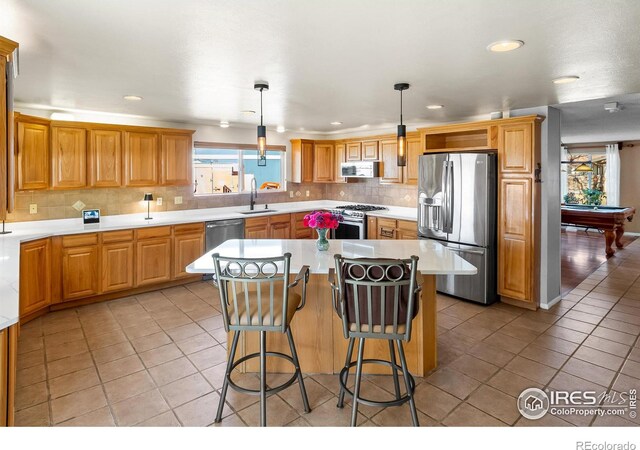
(511, 107), (562, 309)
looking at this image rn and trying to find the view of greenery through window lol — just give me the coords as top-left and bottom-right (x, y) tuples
(562, 152), (607, 205)
(193, 147), (284, 195)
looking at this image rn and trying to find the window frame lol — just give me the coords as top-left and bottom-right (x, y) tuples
(193, 141), (286, 196)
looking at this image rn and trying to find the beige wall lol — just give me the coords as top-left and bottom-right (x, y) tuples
(620, 142), (640, 233)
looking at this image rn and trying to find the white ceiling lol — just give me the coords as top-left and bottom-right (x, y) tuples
(3, 0), (640, 133)
(556, 93), (640, 143)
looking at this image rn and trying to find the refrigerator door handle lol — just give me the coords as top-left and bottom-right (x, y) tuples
(448, 160), (454, 233)
(447, 247), (485, 256)
(441, 160), (448, 232)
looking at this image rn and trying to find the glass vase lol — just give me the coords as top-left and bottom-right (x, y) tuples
(316, 228), (330, 251)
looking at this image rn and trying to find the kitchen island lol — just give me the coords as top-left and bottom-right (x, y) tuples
(187, 238), (476, 376)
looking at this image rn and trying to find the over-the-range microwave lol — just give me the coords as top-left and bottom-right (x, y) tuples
(340, 161), (380, 178)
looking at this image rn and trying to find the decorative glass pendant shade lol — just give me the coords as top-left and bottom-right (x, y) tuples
(255, 82), (269, 166)
(574, 162), (593, 172)
(394, 83), (410, 166)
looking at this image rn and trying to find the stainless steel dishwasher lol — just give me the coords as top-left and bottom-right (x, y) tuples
(204, 218), (245, 279)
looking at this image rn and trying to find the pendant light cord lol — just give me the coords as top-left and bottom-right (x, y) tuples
(260, 88), (264, 127)
(400, 90), (403, 126)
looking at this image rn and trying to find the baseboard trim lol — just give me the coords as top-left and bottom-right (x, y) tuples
(540, 294), (562, 310)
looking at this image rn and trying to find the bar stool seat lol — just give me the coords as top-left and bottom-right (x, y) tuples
(330, 254), (422, 427)
(211, 252), (311, 427)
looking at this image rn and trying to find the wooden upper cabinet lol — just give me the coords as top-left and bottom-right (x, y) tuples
(51, 126), (87, 190)
(19, 238), (51, 317)
(16, 120), (49, 190)
(290, 139), (314, 183)
(346, 142), (362, 161)
(499, 123), (533, 174)
(362, 140), (379, 161)
(89, 129), (122, 187)
(404, 136), (422, 185)
(161, 133), (192, 186)
(124, 131), (159, 187)
(379, 139), (402, 184)
(335, 143), (346, 183)
(313, 143), (334, 182)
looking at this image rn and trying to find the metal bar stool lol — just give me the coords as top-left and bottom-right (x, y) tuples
(211, 252), (311, 426)
(329, 254), (422, 427)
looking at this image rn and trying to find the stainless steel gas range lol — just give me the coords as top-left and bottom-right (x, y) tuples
(329, 204), (388, 239)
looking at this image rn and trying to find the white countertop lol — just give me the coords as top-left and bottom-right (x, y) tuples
(0, 200), (418, 330)
(186, 239), (476, 275)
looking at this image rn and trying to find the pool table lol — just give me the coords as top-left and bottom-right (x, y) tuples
(561, 205), (636, 256)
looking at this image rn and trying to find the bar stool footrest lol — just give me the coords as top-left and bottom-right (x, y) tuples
(339, 358), (416, 408)
(227, 351), (299, 396)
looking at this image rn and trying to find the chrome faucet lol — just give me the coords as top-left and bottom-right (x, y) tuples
(250, 177), (257, 210)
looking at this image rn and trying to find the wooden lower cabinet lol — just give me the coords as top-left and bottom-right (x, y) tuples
(136, 237), (172, 287)
(368, 217), (417, 240)
(269, 214), (291, 239)
(245, 218), (270, 239)
(291, 212), (314, 239)
(173, 223), (205, 279)
(498, 178), (533, 302)
(101, 242), (135, 293)
(0, 324), (17, 427)
(245, 214), (291, 239)
(62, 244), (100, 300)
(19, 238), (51, 317)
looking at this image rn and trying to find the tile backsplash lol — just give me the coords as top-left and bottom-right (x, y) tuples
(6, 180), (418, 222)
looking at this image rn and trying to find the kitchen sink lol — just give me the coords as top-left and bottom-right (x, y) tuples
(239, 209), (276, 215)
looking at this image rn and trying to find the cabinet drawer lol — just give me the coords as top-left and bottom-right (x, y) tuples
(377, 218), (397, 229)
(269, 213), (291, 224)
(101, 229), (134, 243)
(62, 233), (98, 248)
(174, 222), (204, 235)
(397, 219), (417, 231)
(135, 226), (171, 240)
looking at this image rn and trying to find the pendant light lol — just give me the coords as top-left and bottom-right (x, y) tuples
(394, 83), (410, 166)
(574, 162), (593, 172)
(255, 82), (269, 166)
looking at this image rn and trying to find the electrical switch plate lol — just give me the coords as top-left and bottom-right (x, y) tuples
(306, 190), (310, 197)
(157, 197), (163, 206)
(289, 191), (294, 198)
(29, 204), (37, 214)
(72, 200), (86, 212)
(174, 196), (183, 205)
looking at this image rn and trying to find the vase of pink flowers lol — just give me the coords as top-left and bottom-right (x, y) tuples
(303, 211), (343, 251)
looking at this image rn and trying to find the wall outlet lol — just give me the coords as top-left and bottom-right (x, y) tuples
(289, 191), (294, 198)
(306, 190), (310, 197)
(156, 197), (163, 206)
(29, 204), (37, 214)
(174, 196), (183, 205)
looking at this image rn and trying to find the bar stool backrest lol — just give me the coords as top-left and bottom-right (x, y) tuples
(212, 252), (292, 333)
(333, 254), (420, 341)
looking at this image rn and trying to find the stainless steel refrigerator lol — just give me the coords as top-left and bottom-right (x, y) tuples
(418, 152), (498, 304)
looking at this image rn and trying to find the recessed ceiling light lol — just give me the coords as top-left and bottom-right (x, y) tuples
(330, 121), (343, 125)
(487, 40), (524, 52)
(426, 104), (444, 110)
(276, 126), (286, 133)
(219, 121), (230, 128)
(552, 75), (580, 84)
(123, 95), (143, 101)
(241, 110), (256, 115)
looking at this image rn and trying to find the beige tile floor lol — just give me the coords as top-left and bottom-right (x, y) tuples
(14, 240), (640, 427)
